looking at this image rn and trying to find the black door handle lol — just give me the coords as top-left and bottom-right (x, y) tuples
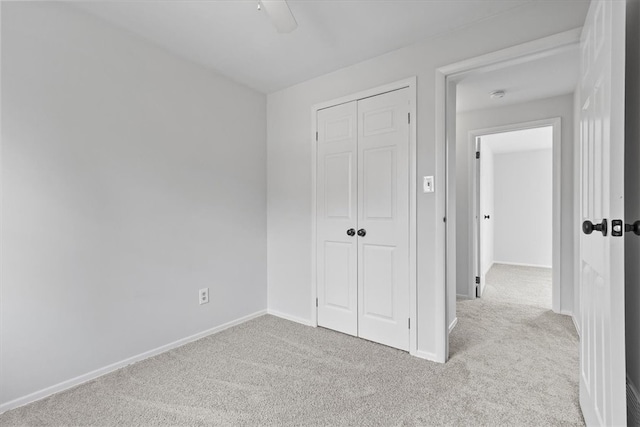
(582, 219), (608, 236)
(357, 228), (366, 237)
(484, 215), (490, 219)
(625, 220), (640, 236)
(346, 228), (356, 236)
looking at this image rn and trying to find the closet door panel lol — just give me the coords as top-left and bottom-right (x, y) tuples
(357, 88), (410, 351)
(316, 101), (358, 336)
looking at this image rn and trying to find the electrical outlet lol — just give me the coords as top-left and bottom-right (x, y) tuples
(199, 288), (209, 305)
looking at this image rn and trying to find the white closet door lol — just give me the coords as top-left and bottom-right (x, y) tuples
(316, 101), (358, 336)
(578, 0), (627, 424)
(357, 88), (410, 351)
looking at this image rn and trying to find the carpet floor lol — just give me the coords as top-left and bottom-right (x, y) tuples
(483, 263), (553, 309)
(1, 271), (582, 426)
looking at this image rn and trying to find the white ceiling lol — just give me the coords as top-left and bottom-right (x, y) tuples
(456, 46), (580, 113)
(73, 0), (538, 94)
(482, 126), (553, 154)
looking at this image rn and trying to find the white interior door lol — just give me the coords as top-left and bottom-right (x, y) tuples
(316, 101), (358, 336)
(474, 137), (481, 297)
(356, 88), (410, 351)
(579, 0), (626, 425)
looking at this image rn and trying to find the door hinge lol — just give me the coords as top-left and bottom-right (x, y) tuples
(476, 151), (480, 159)
(408, 318), (411, 329)
(476, 285), (480, 298)
(443, 217), (446, 223)
(316, 298), (318, 307)
(316, 131), (318, 141)
(475, 276), (480, 284)
(408, 112), (410, 124)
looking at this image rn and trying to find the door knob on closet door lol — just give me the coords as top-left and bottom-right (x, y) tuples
(357, 228), (366, 237)
(582, 219), (608, 236)
(484, 215), (490, 219)
(346, 228), (356, 236)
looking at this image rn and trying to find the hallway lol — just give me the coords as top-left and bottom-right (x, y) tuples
(451, 264), (581, 424)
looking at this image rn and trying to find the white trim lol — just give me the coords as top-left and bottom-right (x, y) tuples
(0, 309), (267, 414)
(267, 309), (313, 327)
(436, 28), (581, 364)
(410, 349), (439, 362)
(560, 309), (574, 317)
(310, 77), (418, 355)
(572, 314), (581, 337)
(482, 261), (494, 277)
(469, 118), (561, 312)
(439, 28), (582, 79)
(434, 69), (450, 363)
(492, 260), (553, 269)
(448, 317), (459, 333)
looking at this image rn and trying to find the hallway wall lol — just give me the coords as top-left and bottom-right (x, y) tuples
(493, 148), (553, 267)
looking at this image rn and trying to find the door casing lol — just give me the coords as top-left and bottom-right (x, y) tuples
(436, 28), (582, 362)
(310, 77), (417, 356)
(468, 118), (562, 314)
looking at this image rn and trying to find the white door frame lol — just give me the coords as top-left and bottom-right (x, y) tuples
(468, 118), (562, 313)
(435, 28), (581, 361)
(310, 77), (418, 355)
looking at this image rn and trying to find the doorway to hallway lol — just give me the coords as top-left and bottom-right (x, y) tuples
(473, 125), (554, 310)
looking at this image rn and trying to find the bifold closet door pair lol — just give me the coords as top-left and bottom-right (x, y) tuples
(316, 87), (410, 351)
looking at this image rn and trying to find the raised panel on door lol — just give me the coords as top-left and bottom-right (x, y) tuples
(316, 101), (358, 336)
(579, 1), (627, 425)
(357, 88), (410, 351)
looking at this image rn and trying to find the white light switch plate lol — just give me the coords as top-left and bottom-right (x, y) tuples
(423, 176), (434, 193)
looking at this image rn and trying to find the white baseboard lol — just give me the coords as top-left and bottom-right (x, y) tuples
(448, 317), (458, 333)
(482, 262), (494, 277)
(493, 261), (552, 269)
(570, 314), (581, 337)
(267, 309), (313, 326)
(478, 282), (486, 297)
(411, 349), (441, 363)
(0, 309), (267, 415)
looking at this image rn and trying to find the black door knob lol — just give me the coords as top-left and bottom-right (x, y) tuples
(346, 228), (356, 236)
(582, 219), (608, 236)
(625, 220), (640, 236)
(357, 228), (366, 237)
(484, 215), (490, 219)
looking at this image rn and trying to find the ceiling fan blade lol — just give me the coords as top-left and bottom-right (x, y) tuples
(259, 0), (298, 34)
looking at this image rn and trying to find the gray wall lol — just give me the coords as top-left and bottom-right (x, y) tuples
(266, 2), (588, 359)
(1, 2), (267, 406)
(625, 0), (640, 413)
(456, 94), (575, 314)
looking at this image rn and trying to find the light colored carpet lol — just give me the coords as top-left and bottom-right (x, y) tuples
(483, 263), (553, 309)
(1, 285), (581, 425)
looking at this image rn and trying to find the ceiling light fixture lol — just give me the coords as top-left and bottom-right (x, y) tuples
(490, 90), (506, 99)
(258, 0), (298, 34)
